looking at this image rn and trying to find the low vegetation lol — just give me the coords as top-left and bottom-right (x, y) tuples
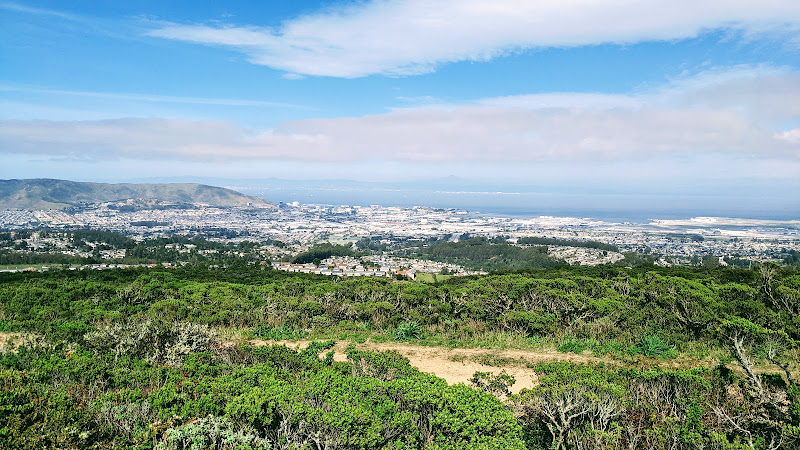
(0, 263), (798, 448)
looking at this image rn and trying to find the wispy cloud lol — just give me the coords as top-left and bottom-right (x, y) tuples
(146, 0), (800, 78)
(1, 67), (798, 165)
(1, 1), (159, 44)
(0, 1), (79, 20)
(0, 85), (310, 109)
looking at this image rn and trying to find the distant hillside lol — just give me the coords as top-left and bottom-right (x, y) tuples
(0, 179), (274, 210)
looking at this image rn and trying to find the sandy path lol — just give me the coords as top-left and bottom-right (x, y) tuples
(250, 339), (798, 394)
(251, 339), (603, 395)
(3, 331), (791, 393)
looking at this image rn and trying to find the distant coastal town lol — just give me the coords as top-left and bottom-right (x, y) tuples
(2, 199), (798, 274)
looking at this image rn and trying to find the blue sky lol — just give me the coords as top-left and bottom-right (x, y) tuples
(1, 0), (799, 212)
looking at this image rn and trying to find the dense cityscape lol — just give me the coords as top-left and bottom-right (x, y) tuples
(1, 199), (798, 274)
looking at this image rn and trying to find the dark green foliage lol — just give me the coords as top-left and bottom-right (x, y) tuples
(784, 250), (800, 268)
(355, 236), (390, 252)
(790, 384), (800, 425)
(0, 341), (524, 449)
(513, 363), (768, 450)
(252, 324), (307, 340)
(69, 228), (137, 249)
(556, 337), (598, 354)
(504, 311), (557, 335)
(0, 249), (90, 265)
(0, 383), (113, 448)
(300, 340), (336, 362)
(1, 264), (799, 449)
(2, 264), (799, 349)
(291, 242), (354, 264)
(471, 370), (516, 397)
(614, 251), (656, 266)
(517, 236), (619, 252)
(0, 229), (273, 266)
(403, 236), (565, 271)
(347, 348), (419, 381)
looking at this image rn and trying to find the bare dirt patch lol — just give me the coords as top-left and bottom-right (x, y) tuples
(251, 339), (604, 395)
(248, 339), (799, 393)
(0, 332), (23, 353)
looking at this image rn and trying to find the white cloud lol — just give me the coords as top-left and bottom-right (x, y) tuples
(146, 0), (800, 77)
(1, 67), (798, 165)
(777, 129), (800, 144)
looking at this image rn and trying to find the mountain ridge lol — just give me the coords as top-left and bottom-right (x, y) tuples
(0, 178), (274, 210)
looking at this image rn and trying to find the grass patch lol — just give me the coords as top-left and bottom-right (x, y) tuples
(629, 335), (677, 359)
(591, 340), (627, 358)
(415, 273), (454, 283)
(557, 337), (599, 354)
(449, 354), (469, 363)
(477, 354), (524, 367)
(0, 264), (47, 271)
(300, 321), (373, 343)
(335, 331), (369, 344)
(214, 326), (250, 342)
(369, 333), (391, 344)
(422, 330), (557, 350)
(251, 324), (307, 340)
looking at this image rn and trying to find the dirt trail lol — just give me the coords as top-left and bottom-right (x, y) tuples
(2, 330), (790, 393)
(251, 339), (604, 395)
(250, 339), (800, 394)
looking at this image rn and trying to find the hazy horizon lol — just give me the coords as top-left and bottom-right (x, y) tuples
(2, 1), (799, 217)
(9, 175), (791, 222)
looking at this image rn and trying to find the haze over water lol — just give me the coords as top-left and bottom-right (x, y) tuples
(240, 186), (798, 222)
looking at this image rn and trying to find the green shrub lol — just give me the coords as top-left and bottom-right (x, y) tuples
(470, 370), (516, 397)
(347, 348), (418, 381)
(94, 401), (156, 441)
(251, 324), (306, 340)
(84, 320), (217, 366)
(165, 322), (218, 366)
(631, 335), (675, 358)
(300, 340), (336, 365)
(393, 321), (422, 341)
(156, 415), (270, 450)
(789, 384), (800, 426)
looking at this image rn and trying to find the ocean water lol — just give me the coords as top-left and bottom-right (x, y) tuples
(243, 187), (799, 222)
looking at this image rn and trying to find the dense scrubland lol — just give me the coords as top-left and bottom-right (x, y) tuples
(1, 264), (798, 448)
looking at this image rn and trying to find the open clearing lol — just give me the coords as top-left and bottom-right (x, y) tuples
(3, 330), (791, 395)
(253, 339), (606, 395)
(0, 332), (23, 353)
(251, 339), (798, 395)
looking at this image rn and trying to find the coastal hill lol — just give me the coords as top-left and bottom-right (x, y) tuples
(0, 179), (274, 210)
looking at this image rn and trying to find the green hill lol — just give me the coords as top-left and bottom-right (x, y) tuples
(0, 179), (274, 210)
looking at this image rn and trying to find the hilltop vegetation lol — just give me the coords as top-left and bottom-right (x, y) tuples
(399, 236), (565, 271)
(0, 178), (273, 210)
(1, 264), (798, 448)
(2, 265), (798, 355)
(0, 229), (270, 267)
